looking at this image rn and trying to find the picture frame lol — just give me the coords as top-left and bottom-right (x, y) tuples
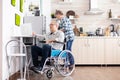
(15, 14), (21, 26)
(20, 0), (24, 12)
(11, 0), (16, 6)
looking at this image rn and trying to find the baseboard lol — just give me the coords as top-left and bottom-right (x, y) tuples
(75, 64), (120, 67)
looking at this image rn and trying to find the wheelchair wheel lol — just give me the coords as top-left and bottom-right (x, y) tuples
(44, 68), (54, 80)
(57, 50), (75, 76)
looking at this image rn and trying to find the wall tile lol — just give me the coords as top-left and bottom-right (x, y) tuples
(51, 0), (120, 31)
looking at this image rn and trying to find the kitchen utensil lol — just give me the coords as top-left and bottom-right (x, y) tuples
(86, 32), (96, 36)
(79, 27), (83, 34)
(116, 25), (120, 36)
(66, 10), (75, 18)
(95, 28), (104, 36)
(109, 24), (115, 32)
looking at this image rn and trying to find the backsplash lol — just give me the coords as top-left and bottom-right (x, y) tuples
(51, 0), (120, 32)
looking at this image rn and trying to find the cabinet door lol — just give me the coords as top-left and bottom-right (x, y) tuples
(89, 38), (104, 64)
(84, 39), (93, 64)
(72, 38), (87, 64)
(105, 39), (117, 64)
(82, 38), (104, 64)
(115, 39), (120, 64)
(72, 39), (80, 64)
(79, 39), (88, 64)
(72, 38), (104, 65)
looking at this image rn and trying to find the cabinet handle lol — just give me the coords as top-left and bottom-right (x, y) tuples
(84, 42), (87, 47)
(118, 40), (120, 47)
(88, 44), (90, 47)
(87, 39), (90, 47)
(84, 39), (87, 47)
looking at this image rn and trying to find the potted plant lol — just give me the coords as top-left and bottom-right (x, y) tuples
(51, 13), (56, 18)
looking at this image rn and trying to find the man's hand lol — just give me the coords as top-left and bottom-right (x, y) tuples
(32, 32), (36, 36)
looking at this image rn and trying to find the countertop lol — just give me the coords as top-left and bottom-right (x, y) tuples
(75, 36), (120, 39)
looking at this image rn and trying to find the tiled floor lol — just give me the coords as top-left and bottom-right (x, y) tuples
(27, 66), (120, 80)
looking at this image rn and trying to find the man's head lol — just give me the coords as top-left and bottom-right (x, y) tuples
(50, 21), (59, 33)
(55, 10), (63, 19)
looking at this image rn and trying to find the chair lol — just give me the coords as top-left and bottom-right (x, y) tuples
(5, 40), (28, 80)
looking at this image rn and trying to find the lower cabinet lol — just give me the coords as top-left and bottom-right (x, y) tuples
(72, 37), (120, 65)
(105, 38), (120, 64)
(86, 38), (104, 64)
(72, 38), (86, 64)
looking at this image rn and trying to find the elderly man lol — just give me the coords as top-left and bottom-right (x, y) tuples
(31, 21), (64, 73)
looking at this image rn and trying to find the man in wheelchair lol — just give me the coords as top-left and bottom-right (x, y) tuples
(31, 21), (65, 73)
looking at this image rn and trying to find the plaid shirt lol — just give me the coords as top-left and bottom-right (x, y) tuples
(58, 17), (74, 41)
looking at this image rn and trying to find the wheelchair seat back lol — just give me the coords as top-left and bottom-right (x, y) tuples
(51, 50), (67, 58)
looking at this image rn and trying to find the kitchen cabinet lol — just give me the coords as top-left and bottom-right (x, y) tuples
(85, 38), (104, 64)
(72, 38), (84, 64)
(105, 38), (120, 64)
(72, 37), (120, 65)
(116, 39), (120, 64)
(72, 37), (104, 65)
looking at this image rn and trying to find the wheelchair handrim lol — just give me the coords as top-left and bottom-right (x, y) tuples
(57, 50), (75, 76)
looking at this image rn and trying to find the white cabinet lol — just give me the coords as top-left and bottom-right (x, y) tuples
(85, 38), (104, 64)
(72, 38), (85, 64)
(80, 39), (90, 64)
(116, 39), (120, 64)
(105, 38), (120, 64)
(73, 37), (120, 65)
(72, 37), (104, 64)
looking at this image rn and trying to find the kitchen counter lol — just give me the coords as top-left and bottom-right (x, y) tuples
(75, 36), (120, 39)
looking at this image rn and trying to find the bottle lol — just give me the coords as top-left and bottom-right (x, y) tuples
(73, 25), (80, 36)
(108, 9), (112, 18)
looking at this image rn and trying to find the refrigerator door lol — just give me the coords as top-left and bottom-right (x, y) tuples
(24, 16), (46, 35)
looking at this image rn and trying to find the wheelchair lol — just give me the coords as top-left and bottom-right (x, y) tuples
(38, 41), (75, 80)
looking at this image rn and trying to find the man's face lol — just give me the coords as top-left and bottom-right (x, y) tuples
(50, 23), (58, 32)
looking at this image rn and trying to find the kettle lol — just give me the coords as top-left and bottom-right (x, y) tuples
(109, 24), (115, 32)
(96, 28), (104, 36)
(109, 24), (118, 36)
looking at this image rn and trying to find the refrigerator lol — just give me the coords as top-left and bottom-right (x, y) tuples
(23, 16), (46, 35)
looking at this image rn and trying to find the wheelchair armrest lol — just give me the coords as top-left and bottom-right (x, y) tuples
(53, 41), (66, 45)
(38, 40), (65, 44)
(39, 40), (46, 43)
